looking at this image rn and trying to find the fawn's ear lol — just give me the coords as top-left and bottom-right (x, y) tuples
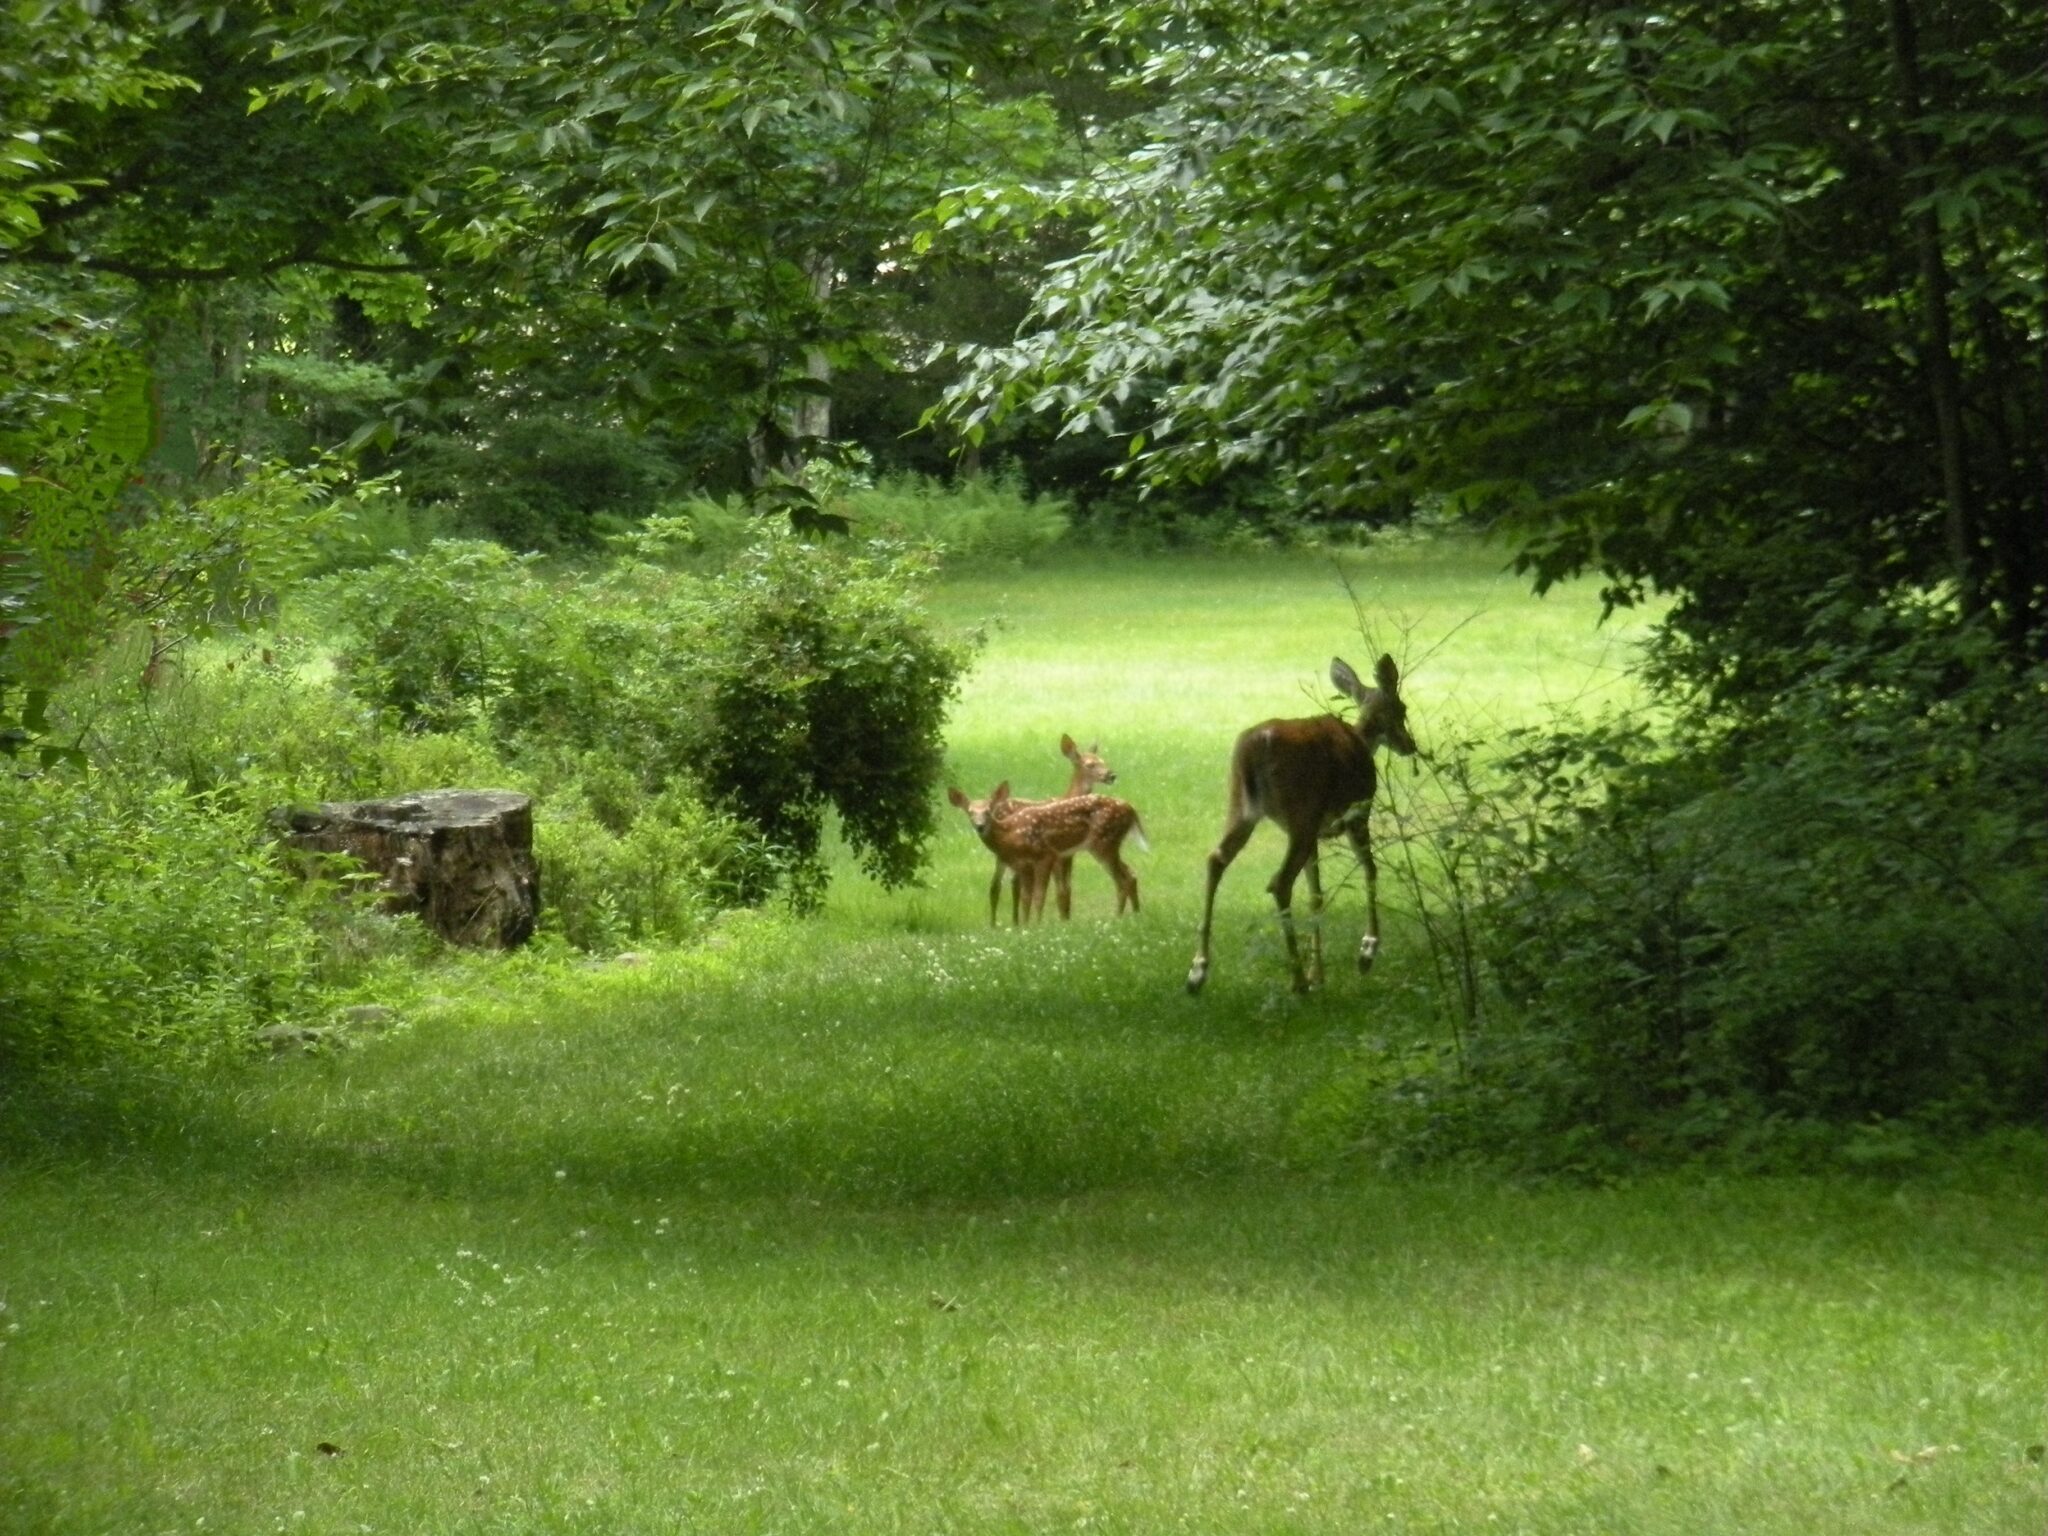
(1330, 657), (1366, 701)
(947, 786), (968, 809)
(1060, 733), (1078, 759)
(1375, 653), (1400, 692)
(992, 781), (1011, 804)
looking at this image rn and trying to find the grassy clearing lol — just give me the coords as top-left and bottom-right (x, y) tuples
(854, 538), (1646, 945)
(3, 539), (2041, 1535)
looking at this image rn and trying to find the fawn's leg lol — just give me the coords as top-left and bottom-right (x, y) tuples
(1054, 855), (1075, 920)
(1023, 860), (1053, 924)
(1089, 843), (1139, 916)
(988, 863), (1005, 926)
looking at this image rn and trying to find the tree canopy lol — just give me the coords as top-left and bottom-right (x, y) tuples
(937, 0), (2045, 679)
(4, 0), (2043, 704)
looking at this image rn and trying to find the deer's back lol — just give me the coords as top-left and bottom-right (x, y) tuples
(1232, 715), (1377, 829)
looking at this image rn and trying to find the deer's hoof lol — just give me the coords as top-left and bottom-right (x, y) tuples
(1357, 934), (1379, 976)
(1186, 958), (1208, 995)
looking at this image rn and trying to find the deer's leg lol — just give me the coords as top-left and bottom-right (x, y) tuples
(1055, 855), (1075, 920)
(1347, 811), (1380, 975)
(989, 862), (1006, 926)
(1268, 831), (1320, 993)
(1302, 848), (1325, 988)
(1188, 817), (1257, 994)
(1089, 835), (1138, 921)
(1089, 841), (1139, 917)
(1023, 860), (1053, 924)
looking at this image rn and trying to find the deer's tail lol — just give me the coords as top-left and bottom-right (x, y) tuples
(1229, 730), (1266, 826)
(1130, 814), (1151, 854)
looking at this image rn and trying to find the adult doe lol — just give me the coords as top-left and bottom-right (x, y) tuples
(1187, 655), (1417, 994)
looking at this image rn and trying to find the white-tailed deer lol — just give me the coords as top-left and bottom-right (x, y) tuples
(1187, 655), (1417, 994)
(987, 735), (1118, 923)
(947, 781), (1147, 924)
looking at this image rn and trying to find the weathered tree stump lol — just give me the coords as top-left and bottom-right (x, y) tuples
(272, 790), (540, 949)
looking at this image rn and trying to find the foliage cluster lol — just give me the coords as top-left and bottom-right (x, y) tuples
(840, 469), (1072, 564)
(1360, 605), (2047, 1172)
(1, 494), (968, 1075)
(940, 0), (2045, 674)
(0, 769), (320, 1078)
(672, 468), (1072, 569)
(315, 533), (970, 913)
(396, 412), (689, 553)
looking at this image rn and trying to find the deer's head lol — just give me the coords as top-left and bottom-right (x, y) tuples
(1060, 734), (1116, 789)
(1332, 654), (1417, 757)
(947, 782), (1013, 839)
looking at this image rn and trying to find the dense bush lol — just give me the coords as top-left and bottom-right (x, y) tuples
(317, 531), (970, 909)
(401, 414), (685, 551)
(71, 631), (386, 806)
(316, 541), (548, 735)
(661, 469), (1070, 568)
(688, 536), (968, 907)
(0, 772), (323, 1077)
(845, 470), (1070, 562)
(536, 787), (772, 953)
(1360, 604), (2048, 1171)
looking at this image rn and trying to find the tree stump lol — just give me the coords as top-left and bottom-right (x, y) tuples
(272, 790), (540, 949)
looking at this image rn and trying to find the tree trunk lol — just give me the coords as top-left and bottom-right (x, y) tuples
(747, 253), (838, 484)
(1885, 0), (1979, 610)
(272, 790), (540, 949)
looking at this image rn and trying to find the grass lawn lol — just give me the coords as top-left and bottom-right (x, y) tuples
(3, 539), (2040, 1535)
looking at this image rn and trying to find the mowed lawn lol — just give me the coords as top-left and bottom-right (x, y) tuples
(2, 541), (2040, 1536)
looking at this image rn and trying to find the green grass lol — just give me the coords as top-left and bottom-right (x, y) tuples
(3, 539), (2041, 1535)
(862, 539), (1648, 946)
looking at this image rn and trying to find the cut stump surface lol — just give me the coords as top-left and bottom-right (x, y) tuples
(273, 789), (539, 949)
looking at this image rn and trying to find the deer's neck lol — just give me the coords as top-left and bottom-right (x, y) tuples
(1353, 695), (1391, 753)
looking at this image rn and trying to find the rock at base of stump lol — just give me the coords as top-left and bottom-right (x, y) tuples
(272, 789), (539, 949)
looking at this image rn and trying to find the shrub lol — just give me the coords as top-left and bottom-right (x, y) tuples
(1307, 602), (2048, 1173)
(844, 470), (1070, 563)
(70, 632), (385, 807)
(401, 414), (684, 551)
(314, 540), (553, 735)
(1463, 618), (2043, 1162)
(318, 529), (971, 912)
(686, 534), (972, 907)
(0, 772), (322, 1077)
(537, 788), (772, 953)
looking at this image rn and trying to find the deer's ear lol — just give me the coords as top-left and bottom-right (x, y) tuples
(992, 781), (1011, 803)
(947, 786), (968, 809)
(1330, 657), (1365, 700)
(1376, 653), (1400, 692)
(1060, 733), (1078, 758)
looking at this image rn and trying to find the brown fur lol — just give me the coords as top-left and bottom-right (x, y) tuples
(1188, 655), (1417, 993)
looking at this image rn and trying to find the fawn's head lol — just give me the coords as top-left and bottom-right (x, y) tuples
(1332, 654), (1417, 757)
(946, 781), (1013, 837)
(1060, 734), (1116, 789)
